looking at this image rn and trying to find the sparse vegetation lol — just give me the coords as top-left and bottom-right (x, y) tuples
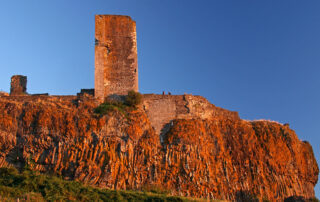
(0, 167), (196, 202)
(94, 90), (142, 116)
(94, 99), (127, 116)
(141, 183), (170, 195)
(309, 197), (320, 202)
(125, 90), (142, 107)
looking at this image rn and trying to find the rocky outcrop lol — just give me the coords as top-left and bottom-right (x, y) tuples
(0, 95), (317, 201)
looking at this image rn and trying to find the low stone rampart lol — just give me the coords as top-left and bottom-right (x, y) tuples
(142, 94), (239, 134)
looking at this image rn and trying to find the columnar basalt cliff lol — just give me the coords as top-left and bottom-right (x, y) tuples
(0, 95), (317, 201)
(0, 14), (318, 201)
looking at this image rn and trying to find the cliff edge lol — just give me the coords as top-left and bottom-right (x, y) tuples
(0, 95), (317, 201)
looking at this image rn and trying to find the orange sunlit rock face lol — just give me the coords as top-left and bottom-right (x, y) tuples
(95, 15), (138, 102)
(0, 95), (317, 201)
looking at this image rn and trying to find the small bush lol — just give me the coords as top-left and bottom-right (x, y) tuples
(94, 91), (142, 116)
(125, 90), (142, 107)
(94, 102), (122, 114)
(94, 100), (127, 116)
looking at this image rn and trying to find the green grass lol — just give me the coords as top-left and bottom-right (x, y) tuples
(0, 167), (203, 202)
(94, 101), (128, 116)
(94, 91), (142, 117)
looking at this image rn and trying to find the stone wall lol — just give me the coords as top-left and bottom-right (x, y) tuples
(142, 94), (239, 134)
(2, 95), (77, 103)
(95, 15), (138, 102)
(10, 75), (27, 96)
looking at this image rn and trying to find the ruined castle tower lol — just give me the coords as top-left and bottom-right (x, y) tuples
(95, 15), (138, 102)
(10, 75), (27, 96)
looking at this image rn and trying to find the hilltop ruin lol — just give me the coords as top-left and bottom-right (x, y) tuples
(0, 15), (318, 201)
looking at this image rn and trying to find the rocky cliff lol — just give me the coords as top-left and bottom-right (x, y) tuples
(0, 95), (317, 201)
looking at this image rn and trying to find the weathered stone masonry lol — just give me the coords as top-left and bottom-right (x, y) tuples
(95, 15), (138, 102)
(142, 94), (239, 134)
(10, 75), (27, 96)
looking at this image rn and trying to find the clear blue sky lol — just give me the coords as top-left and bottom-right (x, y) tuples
(0, 0), (319, 197)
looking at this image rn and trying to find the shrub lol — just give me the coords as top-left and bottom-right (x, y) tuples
(94, 100), (127, 116)
(94, 91), (142, 116)
(125, 90), (142, 107)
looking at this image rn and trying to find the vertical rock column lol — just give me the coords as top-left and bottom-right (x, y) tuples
(95, 15), (138, 103)
(10, 75), (27, 96)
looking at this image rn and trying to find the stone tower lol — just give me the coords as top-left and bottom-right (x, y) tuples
(10, 75), (27, 95)
(95, 15), (138, 102)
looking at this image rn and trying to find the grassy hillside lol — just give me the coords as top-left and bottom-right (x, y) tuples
(0, 167), (209, 202)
